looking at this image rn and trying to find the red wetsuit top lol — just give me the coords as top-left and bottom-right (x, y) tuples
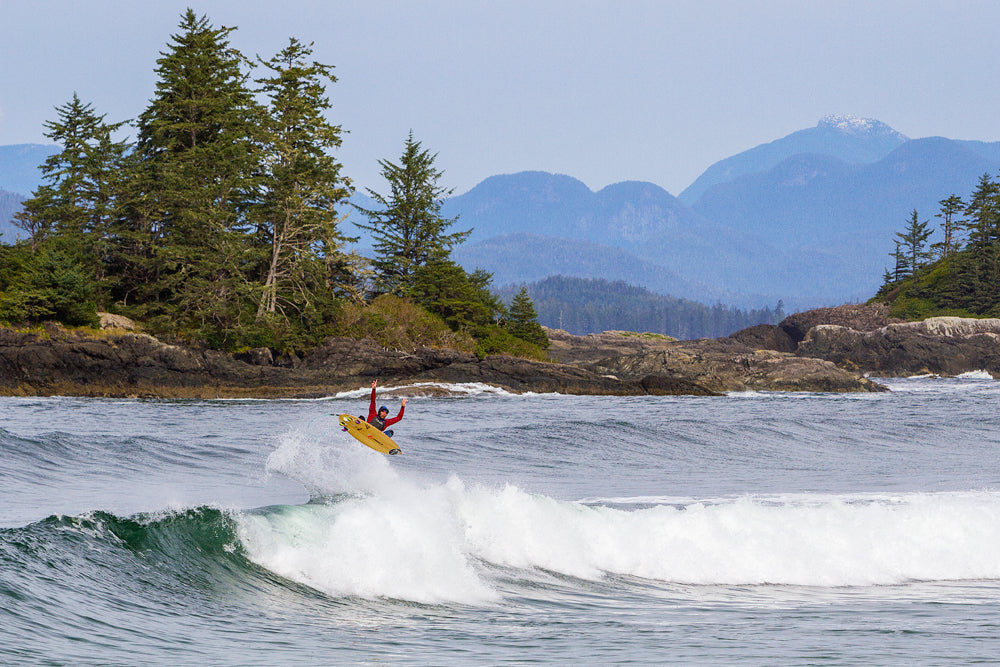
(368, 385), (404, 431)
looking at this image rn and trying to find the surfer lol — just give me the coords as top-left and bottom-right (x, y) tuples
(367, 379), (406, 437)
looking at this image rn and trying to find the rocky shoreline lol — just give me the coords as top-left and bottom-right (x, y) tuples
(2, 304), (999, 398)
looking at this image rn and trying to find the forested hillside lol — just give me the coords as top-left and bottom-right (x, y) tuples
(499, 276), (783, 339)
(874, 172), (1000, 319)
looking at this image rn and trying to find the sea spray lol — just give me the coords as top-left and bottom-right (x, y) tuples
(236, 478), (499, 605)
(266, 427), (400, 497)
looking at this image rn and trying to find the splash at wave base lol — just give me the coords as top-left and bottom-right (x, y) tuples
(238, 434), (1000, 604)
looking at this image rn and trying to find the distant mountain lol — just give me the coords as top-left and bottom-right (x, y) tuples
(0, 189), (26, 242)
(0, 144), (56, 195)
(957, 139), (1000, 164)
(679, 115), (908, 204)
(691, 137), (1000, 300)
(441, 172), (827, 305)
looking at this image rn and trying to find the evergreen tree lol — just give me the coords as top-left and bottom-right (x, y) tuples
(14, 94), (129, 266)
(964, 173), (1000, 251)
(896, 209), (933, 276)
(891, 239), (910, 282)
(932, 194), (965, 259)
(254, 37), (355, 324)
(127, 9), (264, 333)
(355, 132), (470, 296)
(507, 286), (549, 348)
(409, 259), (503, 332)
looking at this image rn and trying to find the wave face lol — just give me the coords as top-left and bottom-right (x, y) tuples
(238, 485), (1000, 598)
(4, 376), (1000, 663)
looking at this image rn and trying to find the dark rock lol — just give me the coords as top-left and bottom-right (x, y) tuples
(236, 347), (274, 366)
(0, 326), (719, 398)
(728, 324), (796, 352)
(274, 350), (301, 369)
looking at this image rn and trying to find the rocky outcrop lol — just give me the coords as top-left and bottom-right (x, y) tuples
(778, 303), (902, 345)
(722, 304), (1000, 378)
(545, 328), (678, 365)
(17, 301), (966, 398)
(588, 336), (886, 393)
(0, 326), (716, 398)
(728, 324), (796, 353)
(797, 317), (1000, 377)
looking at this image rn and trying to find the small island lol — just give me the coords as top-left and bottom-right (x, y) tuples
(3, 11), (1000, 398)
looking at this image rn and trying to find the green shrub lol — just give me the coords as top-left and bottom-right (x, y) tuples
(474, 325), (549, 361)
(332, 294), (475, 352)
(0, 246), (99, 327)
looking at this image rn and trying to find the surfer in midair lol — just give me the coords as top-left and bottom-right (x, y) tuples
(367, 379), (406, 438)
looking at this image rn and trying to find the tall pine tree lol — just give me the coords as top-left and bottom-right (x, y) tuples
(932, 194), (965, 259)
(127, 9), (264, 334)
(14, 94), (128, 259)
(896, 209), (932, 276)
(355, 132), (470, 296)
(254, 38), (355, 325)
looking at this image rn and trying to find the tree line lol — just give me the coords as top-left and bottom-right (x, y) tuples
(0, 10), (546, 358)
(500, 276), (785, 339)
(877, 173), (1000, 317)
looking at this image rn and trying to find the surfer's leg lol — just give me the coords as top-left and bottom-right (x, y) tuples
(384, 429), (393, 438)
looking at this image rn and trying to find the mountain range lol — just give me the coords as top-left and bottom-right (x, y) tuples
(4, 116), (999, 310)
(441, 117), (1000, 308)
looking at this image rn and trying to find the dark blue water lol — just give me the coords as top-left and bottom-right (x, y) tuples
(3, 376), (1000, 664)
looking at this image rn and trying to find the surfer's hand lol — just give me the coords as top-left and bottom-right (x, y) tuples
(402, 398), (407, 407)
(371, 380), (377, 389)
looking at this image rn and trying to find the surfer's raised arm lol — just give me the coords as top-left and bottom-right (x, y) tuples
(366, 380), (407, 438)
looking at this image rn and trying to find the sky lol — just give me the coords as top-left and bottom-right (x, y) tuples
(3, 0), (1000, 197)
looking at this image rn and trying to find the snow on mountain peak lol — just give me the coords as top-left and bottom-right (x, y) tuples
(818, 114), (907, 140)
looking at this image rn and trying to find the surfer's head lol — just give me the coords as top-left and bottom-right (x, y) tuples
(378, 406), (389, 417)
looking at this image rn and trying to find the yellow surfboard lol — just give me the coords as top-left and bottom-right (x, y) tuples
(338, 414), (402, 455)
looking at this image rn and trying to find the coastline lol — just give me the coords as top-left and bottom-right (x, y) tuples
(5, 305), (999, 399)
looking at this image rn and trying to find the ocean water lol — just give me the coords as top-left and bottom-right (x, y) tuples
(3, 375), (1000, 665)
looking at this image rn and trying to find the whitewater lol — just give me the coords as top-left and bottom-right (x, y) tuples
(3, 375), (1000, 664)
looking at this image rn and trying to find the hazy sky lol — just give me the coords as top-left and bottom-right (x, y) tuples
(3, 0), (999, 196)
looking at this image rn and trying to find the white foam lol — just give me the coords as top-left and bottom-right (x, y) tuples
(958, 370), (995, 380)
(460, 488), (1000, 586)
(880, 373), (1000, 394)
(329, 382), (521, 399)
(237, 476), (499, 605)
(240, 450), (1000, 602)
